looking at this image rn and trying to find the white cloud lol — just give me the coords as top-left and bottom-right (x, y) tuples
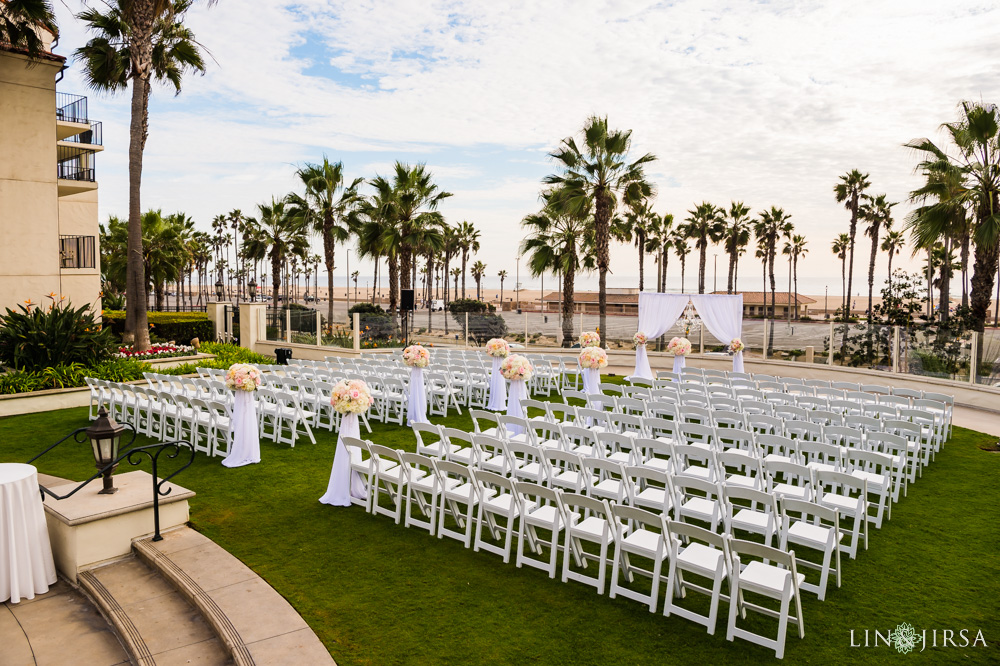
(50, 0), (1000, 291)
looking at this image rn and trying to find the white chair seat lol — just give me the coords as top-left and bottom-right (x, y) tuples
(772, 484), (809, 500)
(725, 474), (760, 490)
(523, 503), (560, 526)
(763, 453), (793, 464)
(681, 497), (717, 521)
(806, 461), (839, 474)
(851, 470), (888, 491)
(593, 479), (623, 496)
(739, 561), (804, 595)
(679, 466), (712, 481)
(821, 493), (860, 513)
(444, 482), (476, 502)
(732, 509), (770, 531)
(573, 516), (611, 540)
(635, 487), (667, 507)
(677, 542), (724, 576)
(787, 521), (837, 548)
(622, 528), (662, 557)
(484, 492), (518, 513)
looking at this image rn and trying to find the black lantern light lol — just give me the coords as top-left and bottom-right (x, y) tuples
(215, 279), (224, 301)
(248, 278), (257, 300)
(86, 407), (125, 494)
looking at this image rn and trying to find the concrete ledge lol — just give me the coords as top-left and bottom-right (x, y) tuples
(43, 471), (194, 583)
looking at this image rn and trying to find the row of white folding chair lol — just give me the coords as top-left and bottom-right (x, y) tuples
(253, 387), (316, 446)
(509, 400), (932, 482)
(353, 440), (812, 657)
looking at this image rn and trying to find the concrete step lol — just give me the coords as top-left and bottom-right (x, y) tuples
(134, 527), (334, 666)
(79, 557), (232, 666)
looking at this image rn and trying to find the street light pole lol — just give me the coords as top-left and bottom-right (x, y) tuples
(516, 254), (520, 311)
(346, 248), (351, 313)
(713, 254), (718, 293)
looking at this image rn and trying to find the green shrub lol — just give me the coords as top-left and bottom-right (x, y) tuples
(157, 342), (274, 375)
(348, 303), (385, 315)
(102, 310), (214, 344)
(0, 370), (40, 394)
(0, 301), (116, 372)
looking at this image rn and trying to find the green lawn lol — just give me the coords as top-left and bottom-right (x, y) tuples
(2, 389), (998, 665)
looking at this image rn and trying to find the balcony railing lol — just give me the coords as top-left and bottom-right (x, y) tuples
(63, 121), (103, 146)
(56, 92), (88, 124)
(57, 162), (96, 182)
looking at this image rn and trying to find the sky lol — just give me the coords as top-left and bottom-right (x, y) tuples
(50, 0), (1000, 295)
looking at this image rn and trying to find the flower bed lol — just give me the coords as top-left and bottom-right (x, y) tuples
(116, 343), (196, 360)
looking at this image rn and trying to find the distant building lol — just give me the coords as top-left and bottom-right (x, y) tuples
(714, 291), (815, 318)
(540, 288), (640, 314)
(0, 23), (103, 313)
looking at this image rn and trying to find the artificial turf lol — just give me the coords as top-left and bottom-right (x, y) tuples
(1, 384), (998, 665)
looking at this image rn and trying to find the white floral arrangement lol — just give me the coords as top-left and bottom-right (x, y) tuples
(580, 331), (601, 348)
(667, 336), (692, 356)
(331, 379), (373, 414)
(485, 338), (510, 358)
(402, 344), (430, 368)
(632, 331), (648, 349)
(500, 354), (534, 382)
(729, 338), (745, 354)
(579, 346), (609, 370)
(225, 363), (262, 392)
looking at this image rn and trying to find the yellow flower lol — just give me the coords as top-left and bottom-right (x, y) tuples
(47, 291), (57, 300)
(24, 298), (33, 306)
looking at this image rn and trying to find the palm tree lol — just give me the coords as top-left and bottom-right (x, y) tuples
(360, 176), (401, 313)
(681, 202), (726, 294)
(545, 116), (656, 347)
(655, 213), (675, 292)
(253, 197), (309, 305)
(860, 193), (897, 322)
(724, 202), (752, 293)
(498, 270), (508, 305)
(471, 261), (486, 301)
(832, 233), (850, 317)
(76, 0), (213, 349)
(521, 188), (593, 345)
(292, 157), (362, 323)
(905, 101), (1000, 333)
(782, 234), (808, 321)
(1, 0), (57, 60)
(139, 210), (185, 311)
(450, 267), (461, 303)
(881, 230), (906, 291)
(833, 169), (872, 318)
(622, 200), (657, 291)
(672, 232), (690, 294)
(455, 220), (480, 299)
(754, 207), (793, 318)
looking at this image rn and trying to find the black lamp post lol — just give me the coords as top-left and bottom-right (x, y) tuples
(86, 407), (125, 494)
(214, 279), (224, 301)
(249, 278), (257, 301)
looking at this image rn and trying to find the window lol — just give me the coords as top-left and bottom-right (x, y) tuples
(59, 235), (95, 269)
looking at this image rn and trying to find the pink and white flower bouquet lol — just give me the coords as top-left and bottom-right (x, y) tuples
(500, 354), (534, 382)
(632, 331), (648, 349)
(667, 336), (692, 356)
(486, 338), (510, 358)
(402, 344), (430, 368)
(580, 331), (601, 348)
(579, 346), (609, 370)
(331, 379), (373, 414)
(729, 338), (745, 354)
(225, 363), (262, 392)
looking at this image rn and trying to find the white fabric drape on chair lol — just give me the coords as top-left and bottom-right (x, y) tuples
(690, 294), (745, 373)
(506, 380), (528, 435)
(407, 367), (428, 425)
(319, 413), (366, 506)
(487, 356), (507, 410)
(582, 368), (601, 395)
(222, 391), (260, 467)
(631, 293), (691, 380)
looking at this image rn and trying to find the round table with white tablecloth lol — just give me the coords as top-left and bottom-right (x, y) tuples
(0, 463), (57, 603)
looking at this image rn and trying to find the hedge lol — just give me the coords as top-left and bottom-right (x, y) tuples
(102, 311), (214, 344)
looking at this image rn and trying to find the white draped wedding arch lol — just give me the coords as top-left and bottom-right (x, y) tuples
(631, 293), (745, 379)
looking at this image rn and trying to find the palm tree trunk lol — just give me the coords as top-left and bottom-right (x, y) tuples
(787, 252), (792, 324)
(124, 61), (153, 349)
(562, 251), (575, 347)
(461, 251), (468, 299)
(400, 249), (412, 292)
(595, 193), (611, 349)
(970, 235), (1000, 336)
(680, 256), (686, 294)
(940, 236), (952, 323)
(867, 223), (880, 324)
(426, 253), (434, 330)
(845, 197), (858, 316)
(270, 249), (281, 311)
(841, 254), (846, 319)
(698, 239), (707, 294)
(388, 254), (399, 316)
(443, 253), (450, 334)
(793, 256), (799, 321)
(322, 215), (336, 324)
(960, 225), (970, 309)
(727, 247), (735, 294)
(637, 231), (645, 291)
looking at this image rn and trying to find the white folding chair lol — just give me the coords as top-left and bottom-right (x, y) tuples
(514, 481), (567, 578)
(610, 504), (669, 612)
(815, 470), (868, 559)
(561, 493), (616, 594)
(726, 539), (805, 659)
(369, 444), (407, 523)
(664, 520), (732, 634)
(434, 460), (479, 547)
(779, 498), (842, 601)
(473, 470), (521, 563)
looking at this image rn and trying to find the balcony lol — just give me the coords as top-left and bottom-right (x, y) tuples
(56, 92), (91, 140)
(62, 121), (103, 147)
(57, 145), (97, 196)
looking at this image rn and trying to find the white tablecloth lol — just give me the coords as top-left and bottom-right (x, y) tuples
(487, 356), (507, 411)
(222, 390), (261, 468)
(320, 413), (367, 506)
(407, 367), (429, 425)
(0, 463), (57, 603)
